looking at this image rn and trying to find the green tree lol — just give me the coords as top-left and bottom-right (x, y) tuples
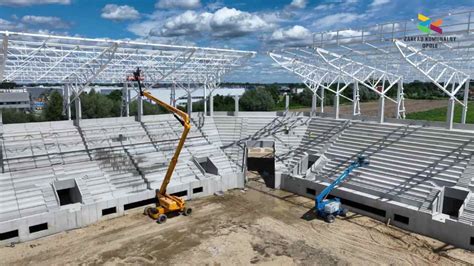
(265, 84), (280, 103)
(107, 90), (122, 102)
(240, 88), (275, 111)
(44, 91), (64, 121)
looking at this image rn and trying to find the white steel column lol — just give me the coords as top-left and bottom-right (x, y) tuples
(64, 84), (71, 120)
(378, 78), (386, 124)
(447, 97), (455, 130)
(209, 92), (214, 116)
(334, 81), (340, 119)
(171, 82), (176, 107)
(203, 83), (207, 116)
(74, 91), (81, 126)
(234, 95), (239, 116)
(353, 81), (360, 116)
(311, 91), (317, 116)
(320, 87), (325, 113)
(462, 80), (470, 124)
(187, 92), (192, 116)
(285, 93), (290, 114)
(396, 80), (405, 119)
(121, 82), (129, 117)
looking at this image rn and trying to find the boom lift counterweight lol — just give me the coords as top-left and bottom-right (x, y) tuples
(314, 155), (369, 223)
(130, 67), (192, 224)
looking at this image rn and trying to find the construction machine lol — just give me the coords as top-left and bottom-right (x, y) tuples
(129, 67), (192, 224)
(314, 155), (369, 223)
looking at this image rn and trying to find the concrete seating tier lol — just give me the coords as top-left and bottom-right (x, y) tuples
(315, 121), (474, 209)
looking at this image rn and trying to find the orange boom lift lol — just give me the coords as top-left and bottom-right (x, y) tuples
(129, 67), (192, 224)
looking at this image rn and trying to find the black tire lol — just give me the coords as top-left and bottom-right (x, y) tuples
(325, 214), (336, 223)
(157, 214), (167, 224)
(143, 207), (150, 215)
(340, 208), (348, 217)
(183, 207), (193, 216)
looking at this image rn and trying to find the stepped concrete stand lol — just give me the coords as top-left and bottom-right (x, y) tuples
(1, 112), (473, 251)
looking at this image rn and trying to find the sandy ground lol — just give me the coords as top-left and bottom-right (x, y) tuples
(291, 99), (448, 117)
(1, 177), (473, 265)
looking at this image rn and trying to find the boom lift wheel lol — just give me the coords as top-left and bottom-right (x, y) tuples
(157, 214), (167, 224)
(325, 214), (336, 223)
(340, 208), (348, 217)
(183, 207), (193, 216)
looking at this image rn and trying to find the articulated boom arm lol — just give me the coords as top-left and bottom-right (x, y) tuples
(316, 156), (368, 207)
(133, 68), (191, 196)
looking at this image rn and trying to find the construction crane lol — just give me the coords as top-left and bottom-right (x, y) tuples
(129, 67), (192, 224)
(314, 155), (369, 223)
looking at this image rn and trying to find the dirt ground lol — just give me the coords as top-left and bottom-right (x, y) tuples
(1, 177), (473, 265)
(292, 99), (448, 117)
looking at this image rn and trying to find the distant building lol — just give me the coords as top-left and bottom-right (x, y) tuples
(0, 89), (30, 109)
(279, 86), (291, 93)
(292, 88), (305, 94)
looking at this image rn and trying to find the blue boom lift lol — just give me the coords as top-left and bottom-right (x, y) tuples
(315, 155), (369, 223)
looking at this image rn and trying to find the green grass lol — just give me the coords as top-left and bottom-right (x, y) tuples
(406, 102), (474, 124)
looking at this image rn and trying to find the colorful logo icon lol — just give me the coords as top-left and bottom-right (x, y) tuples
(418, 13), (443, 34)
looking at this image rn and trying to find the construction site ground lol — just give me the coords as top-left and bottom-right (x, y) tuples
(1, 177), (473, 265)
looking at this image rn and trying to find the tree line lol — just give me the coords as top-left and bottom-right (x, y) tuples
(1, 81), (455, 124)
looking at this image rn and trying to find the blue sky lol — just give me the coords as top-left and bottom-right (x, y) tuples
(0, 0), (472, 83)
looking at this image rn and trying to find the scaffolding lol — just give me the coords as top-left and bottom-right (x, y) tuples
(270, 10), (474, 129)
(0, 31), (256, 123)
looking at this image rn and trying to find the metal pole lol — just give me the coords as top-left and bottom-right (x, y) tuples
(209, 91), (214, 117)
(234, 95), (239, 116)
(125, 83), (130, 117)
(121, 82), (127, 117)
(203, 83), (207, 116)
(335, 80), (340, 119)
(353, 80), (360, 116)
(285, 93), (290, 115)
(64, 84), (71, 120)
(187, 92), (192, 116)
(396, 79), (404, 119)
(74, 90), (81, 126)
(378, 77), (386, 123)
(462, 80), (469, 124)
(321, 87), (325, 113)
(171, 82), (176, 107)
(447, 97), (455, 130)
(311, 91), (317, 116)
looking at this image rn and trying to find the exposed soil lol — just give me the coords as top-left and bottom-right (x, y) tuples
(291, 99), (448, 118)
(1, 178), (473, 265)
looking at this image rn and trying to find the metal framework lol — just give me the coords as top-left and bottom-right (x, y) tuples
(270, 10), (474, 128)
(0, 31), (255, 121)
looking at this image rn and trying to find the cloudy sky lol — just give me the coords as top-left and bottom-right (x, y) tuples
(0, 0), (471, 83)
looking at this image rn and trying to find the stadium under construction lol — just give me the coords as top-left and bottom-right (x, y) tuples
(1, 10), (474, 252)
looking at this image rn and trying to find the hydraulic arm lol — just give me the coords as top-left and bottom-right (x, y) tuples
(314, 155), (369, 223)
(131, 67), (192, 224)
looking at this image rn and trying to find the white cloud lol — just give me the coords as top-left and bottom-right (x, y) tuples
(153, 7), (273, 38)
(0, 0), (70, 6)
(289, 0), (307, 9)
(21, 15), (69, 29)
(156, 0), (201, 9)
(370, 0), (390, 8)
(269, 25), (312, 46)
(0, 18), (23, 31)
(313, 12), (364, 29)
(101, 4), (140, 21)
(159, 10), (211, 37)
